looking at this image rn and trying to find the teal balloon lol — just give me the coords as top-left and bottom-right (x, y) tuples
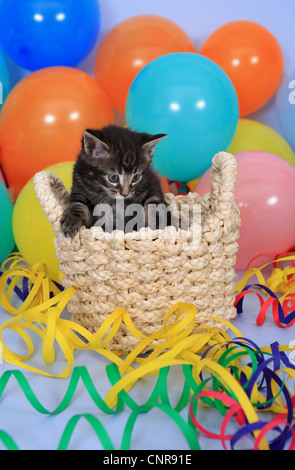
(0, 181), (14, 263)
(0, 48), (10, 112)
(126, 52), (239, 182)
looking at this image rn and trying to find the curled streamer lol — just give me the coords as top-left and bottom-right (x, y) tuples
(1, 254), (295, 449)
(236, 253), (295, 327)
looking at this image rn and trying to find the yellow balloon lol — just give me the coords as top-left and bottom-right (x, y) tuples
(13, 161), (74, 283)
(187, 178), (199, 192)
(228, 119), (295, 166)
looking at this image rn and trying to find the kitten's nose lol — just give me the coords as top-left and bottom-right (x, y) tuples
(120, 186), (130, 197)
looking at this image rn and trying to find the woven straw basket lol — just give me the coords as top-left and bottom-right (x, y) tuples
(33, 151), (240, 352)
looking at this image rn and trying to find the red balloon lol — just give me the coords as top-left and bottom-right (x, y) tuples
(0, 67), (114, 191)
(94, 15), (196, 114)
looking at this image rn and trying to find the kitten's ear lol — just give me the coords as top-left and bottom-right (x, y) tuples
(142, 134), (167, 161)
(83, 130), (110, 159)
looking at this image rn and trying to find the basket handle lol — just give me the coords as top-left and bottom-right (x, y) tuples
(208, 151), (238, 217)
(33, 171), (70, 234)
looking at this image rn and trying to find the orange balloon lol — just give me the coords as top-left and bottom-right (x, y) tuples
(200, 20), (284, 117)
(0, 166), (5, 185)
(94, 15), (196, 114)
(158, 174), (171, 193)
(0, 67), (114, 191)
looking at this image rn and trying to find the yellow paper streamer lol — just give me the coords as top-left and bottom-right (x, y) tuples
(0, 254), (249, 394)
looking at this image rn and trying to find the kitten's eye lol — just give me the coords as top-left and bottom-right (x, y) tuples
(132, 174), (141, 183)
(108, 174), (119, 183)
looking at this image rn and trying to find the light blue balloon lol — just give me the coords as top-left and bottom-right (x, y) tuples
(0, 180), (14, 263)
(126, 52), (239, 182)
(0, 0), (101, 71)
(0, 48), (10, 112)
(276, 72), (295, 150)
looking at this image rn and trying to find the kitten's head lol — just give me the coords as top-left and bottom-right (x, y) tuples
(80, 125), (166, 199)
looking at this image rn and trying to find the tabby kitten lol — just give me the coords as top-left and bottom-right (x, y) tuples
(61, 125), (170, 237)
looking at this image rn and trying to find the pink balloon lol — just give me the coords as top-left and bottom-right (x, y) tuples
(194, 151), (295, 270)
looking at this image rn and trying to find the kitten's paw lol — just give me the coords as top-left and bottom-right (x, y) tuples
(60, 212), (84, 238)
(61, 203), (92, 238)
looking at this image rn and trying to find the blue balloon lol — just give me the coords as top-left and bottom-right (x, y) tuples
(276, 72), (295, 150)
(0, 0), (101, 71)
(0, 48), (10, 112)
(126, 52), (239, 182)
